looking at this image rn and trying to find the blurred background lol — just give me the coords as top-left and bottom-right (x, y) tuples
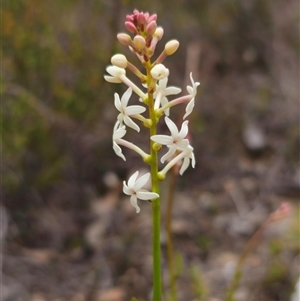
(2, 0), (299, 300)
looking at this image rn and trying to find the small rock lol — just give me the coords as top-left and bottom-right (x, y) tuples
(243, 123), (267, 153)
(96, 287), (126, 301)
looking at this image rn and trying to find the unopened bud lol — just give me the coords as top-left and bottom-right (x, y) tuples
(146, 20), (157, 36)
(125, 21), (137, 34)
(133, 35), (146, 51)
(165, 40), (179, 56)
(154, 27), (164, 40)
(117, 33), (132, 46)
(148, 14), (157, 23)
(111, 54), (128, 68)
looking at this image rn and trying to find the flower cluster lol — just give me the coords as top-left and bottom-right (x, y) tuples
(105, 9), (200, 213)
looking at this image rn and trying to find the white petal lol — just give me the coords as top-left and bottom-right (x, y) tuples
(165, 86), (181, 96)
(113, 126), (126, 140)
(158, 77), (168, 89)
(165, 117), (179, 137)
(123, 181), (131, 195)
(125, 105), (146, 115)
(191, 152), (196, 168)
(179, 120), (189, 138)
(151, 135), (173, 145)
(177, 139), (189, 148)
(130, 195), (141, 213)
(124, 115), (140, 132)
(137, 191), (159, 200)
(183, 99), (194, 119)
(187, 85), (194, 95)
(160, 96), (170, 116)
(161, 145), (177, 163)
(121, 87), (132, 107)
(114, 93), (122, 111)
(134, 173), (150, 190)
(128, 171), (139, 189)
(106, 65), (126, 77)
(179, 156), (190, 175)
(104, 76), (122, 83)
(117, 113), (125, 124)
(113, 141), (126, 161)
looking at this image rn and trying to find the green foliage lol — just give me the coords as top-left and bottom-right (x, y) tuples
(189, 264), (209, 299)
(196, 234), (213, 253)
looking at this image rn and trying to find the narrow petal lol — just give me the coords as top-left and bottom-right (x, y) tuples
(121, 87), (132, 107)
(106, 65), (126, 77)
(134, 173), (150, 190)
(124, 115), (140, 132)
(160, 97), (170, 116)
(151, 134), (173, 145)
(161, 145), (177, 163)
(177, 139), (190, 149)
(104, 76), (122, 83)
(137, 191), (159, 200)
(179, 156), (190, 175)
(191, 152), (196, 168)
(113, 142), (126, 161)
(128, 171), (139, 188)
(165, 86), (181, 96)
(158, 77), (168, 89)
(179, 120), (189, 138)
(114, 93), (122, 111)
(130, 195), (141, 213)
(125, 105), (146, 115)
(123, 181), (131, 195)
(113, 126), (126, 140)
(183, 99), (194, 119)
(165, 117), (179, 136)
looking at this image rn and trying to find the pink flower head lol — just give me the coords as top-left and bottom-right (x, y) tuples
(125, 10), (157, 35)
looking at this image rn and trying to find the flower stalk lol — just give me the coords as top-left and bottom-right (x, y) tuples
(104, 9), (200, 301)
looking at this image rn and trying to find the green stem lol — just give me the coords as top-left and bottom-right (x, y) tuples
(166, 167), (178, 301)
(146, 62), (162, 301)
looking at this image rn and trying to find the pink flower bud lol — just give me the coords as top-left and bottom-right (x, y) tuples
(125, 21), (137, 34)
(117, 33), (132, 46)
(137, 13), (146, 26)
(146, 20), (157, 36)
(148, 14), (157, 23)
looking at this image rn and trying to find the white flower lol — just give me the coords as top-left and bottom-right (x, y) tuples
(123, 171), (159, 213)
(114, 88), (146, 132)
(154, 77), (181, 115)
(151, 116), (189, 163)
(112, 122), (126, 161)
(158, 144), (196, 178)
(183, 73), (200, 119)
(179, 145), (196, 175)
(104, 65), (126, 83)
(150, 64), (169, 80)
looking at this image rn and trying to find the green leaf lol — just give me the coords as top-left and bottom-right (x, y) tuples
(130, 298), (138, 301)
